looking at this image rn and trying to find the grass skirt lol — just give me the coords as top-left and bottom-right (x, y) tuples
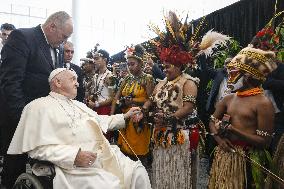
(151, 130), (192, 189)
(209, 146), (247, 189)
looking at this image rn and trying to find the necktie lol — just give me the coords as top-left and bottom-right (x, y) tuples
(64, 62), (71, 69)
(54, 48), (59, 68)
(50, 47), (56, 67)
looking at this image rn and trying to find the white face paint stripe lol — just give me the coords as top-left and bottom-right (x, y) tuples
(227, 76), (244, 92)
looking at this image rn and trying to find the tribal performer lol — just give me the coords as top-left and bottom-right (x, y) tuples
(87, 49), (116, 142)
(111, 44), (155, 170)
(250, 14), (284, 189)
(81, 57), (96, 103)
(143, 11), (230, 189)
(208, 47), (277, 189)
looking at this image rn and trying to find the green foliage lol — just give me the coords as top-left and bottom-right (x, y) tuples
(206, 80), (213, 93)
(250, 151), (263, 189)
(277, 49), (284, 62)
(212, 39), (242, 69)
(275, 25), (284, 62)
(249, 149), (273, 189)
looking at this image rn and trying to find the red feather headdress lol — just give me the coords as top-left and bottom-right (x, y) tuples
(149, 11), (230, 68)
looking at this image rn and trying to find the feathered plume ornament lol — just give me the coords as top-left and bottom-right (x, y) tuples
(250, 8), (284, 61)
(198, 29), (231, 57)
(148, 10), (231, 68)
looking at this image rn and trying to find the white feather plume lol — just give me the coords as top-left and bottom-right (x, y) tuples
(198, 29), (231, 57)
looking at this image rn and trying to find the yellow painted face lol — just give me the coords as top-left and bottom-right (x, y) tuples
(227, 66), (242, 84)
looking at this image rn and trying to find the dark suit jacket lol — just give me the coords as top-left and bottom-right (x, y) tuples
(263, 62), (284, 112)
(64, 62), (85, 102)
(152, 63), (165, 80)
(0, 25), (63, 153)
(205, 68), (227, 114)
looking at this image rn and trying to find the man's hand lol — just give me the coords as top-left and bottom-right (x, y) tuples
(131, 111), (143, 123)
(74, 150), (97, 167)
(124, 107), (141, 122)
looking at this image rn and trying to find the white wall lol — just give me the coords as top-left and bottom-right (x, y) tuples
(0, 0), (239, 65)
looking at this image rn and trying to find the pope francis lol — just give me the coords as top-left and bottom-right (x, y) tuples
(7, 68), (151, 189)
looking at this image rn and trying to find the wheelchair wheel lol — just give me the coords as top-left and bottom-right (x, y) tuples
(12, 173), (44, 189)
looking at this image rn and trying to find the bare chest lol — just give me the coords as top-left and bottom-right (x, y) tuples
(226, 97), (258, 129)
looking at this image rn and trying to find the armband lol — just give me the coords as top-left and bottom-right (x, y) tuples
(256, 129), (275, 137)
(209, 132), (219, 136)
(182, 95), (196, 104)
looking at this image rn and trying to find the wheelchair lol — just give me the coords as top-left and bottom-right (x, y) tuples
(12, 159), (55, 189)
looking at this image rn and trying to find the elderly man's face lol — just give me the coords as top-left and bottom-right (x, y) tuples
(56, 70), (78, 99)
(49, 19), (73, 48)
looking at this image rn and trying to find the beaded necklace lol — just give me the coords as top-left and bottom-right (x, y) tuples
(236, 87), (263, 97)
(160, 74), (182, 91)
(94, 69), (109, 99)
(83, 72), (95, 87)
(123, 73), (146, 96)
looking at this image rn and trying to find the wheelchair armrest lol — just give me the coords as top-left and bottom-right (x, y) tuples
(28, 158), (54, 167)
(28, 158), (56, 179)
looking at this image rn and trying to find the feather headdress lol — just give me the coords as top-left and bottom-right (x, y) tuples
(250, 9), (284, 61)
(149, 11), (230, 68)
(198, 29), (231, 57)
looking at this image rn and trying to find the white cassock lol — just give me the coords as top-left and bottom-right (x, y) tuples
(8, 91), (151, 189)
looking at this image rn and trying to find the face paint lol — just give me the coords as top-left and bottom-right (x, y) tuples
(227, 68), (242, 83)
(227, 75), (244, 92)
(226, 65), (245, 92)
